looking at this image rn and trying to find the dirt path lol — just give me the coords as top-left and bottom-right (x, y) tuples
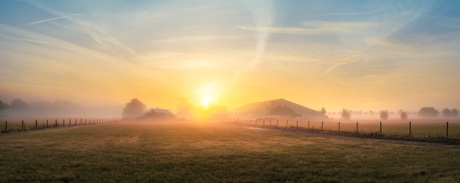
(240, 125), (460, 150)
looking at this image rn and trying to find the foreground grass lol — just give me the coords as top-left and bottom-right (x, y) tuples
(0, 121), (459, 182)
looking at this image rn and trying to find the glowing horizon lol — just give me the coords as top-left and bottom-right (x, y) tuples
(1, 0), (460, 113)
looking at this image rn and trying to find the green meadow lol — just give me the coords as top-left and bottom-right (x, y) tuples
(0, 121), (459, 182)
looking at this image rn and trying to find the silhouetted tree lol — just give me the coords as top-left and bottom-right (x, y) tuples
(0, 100), (7, 109)
(400, 111), (408, 120)
(418, 107), (439, 118)
(122, 98), (147, 118)
(320, 107), (326, 116)
(452, 109), (458, 117)
(10, 99), (28, 111)
(0, 100), (9, 116)
(142, 108), (177, 120)
(442, 108), (452, 117)
(342, 109), (351, 120)
(380, 110), (389, 120)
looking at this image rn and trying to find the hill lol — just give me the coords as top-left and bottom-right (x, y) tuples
(231, 98), (326, 119)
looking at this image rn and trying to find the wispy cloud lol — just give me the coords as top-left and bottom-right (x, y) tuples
(25, 0), (138, 58)
(232, 0), (273, 83)
(239, 21), (375, 35)
(26, 13), (80, 25)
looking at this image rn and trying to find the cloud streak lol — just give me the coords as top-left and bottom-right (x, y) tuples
(233, 0), (273, 83)
(25, 1), (138, 58)
(240, 21), (375, 35)
(26, 13), (80, 25)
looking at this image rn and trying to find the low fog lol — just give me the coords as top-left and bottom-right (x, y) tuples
(0, 98), (122, 120)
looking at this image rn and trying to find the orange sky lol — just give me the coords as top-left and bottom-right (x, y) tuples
(1, 1), (460, 113)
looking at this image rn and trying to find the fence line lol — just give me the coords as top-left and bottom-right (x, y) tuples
(228, 118), (453, 138)
(2, 118), (117, 133)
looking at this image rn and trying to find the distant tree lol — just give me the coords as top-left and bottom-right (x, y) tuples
(398, 109), (408, 120)
(342, 109), (351, 120)
(0, 100), (6, 110)
(400, 111), (408, 120)
(0, 100), (8, 116)
(380, 110), (389, 120)
(122, 98), (147, 118)
(369, 110), (374, 115)
(418, 107), (439, 118)
(10, 99), (28, 111)
(142, 108), (177, 120)
(442, 108), (452, 117)
(320, 107), (326, 116)
(452, 109), (458, 117)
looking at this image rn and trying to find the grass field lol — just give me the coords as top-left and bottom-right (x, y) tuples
(239, 118), (460, 138)
(1, 120), (460, 182)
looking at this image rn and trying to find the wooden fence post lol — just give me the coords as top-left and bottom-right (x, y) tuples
(63, 119), (65, 127)
(263, 120), (265, 126)
(22, 120), (24, 130)
(338, 122), (340, 132)
(286, 120), (288, 128)
(321, 121), (323, 130)
(356, 122), (359, 133)
(380, 122), (382, 134)
(308, 121), (310, 128)
(446, 121), (449, 137)
(46, 120), (48, 128)
(409, 121), (412, 136)
(277, 120), (279, 127)
(296, 120), (298, 128)
(55, 119), (57, 127)
(35, 120), (38, 130)
(4, 121), (7, 131)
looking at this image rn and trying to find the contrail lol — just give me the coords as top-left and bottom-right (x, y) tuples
(27, 13), (80, 25)
(233, 0), (273, 83)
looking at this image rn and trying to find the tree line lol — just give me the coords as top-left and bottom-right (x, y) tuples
(341, 107), (458, 120)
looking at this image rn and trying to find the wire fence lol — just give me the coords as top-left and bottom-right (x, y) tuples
(1, 118), (117, 133)
(228, 118), (460, 138)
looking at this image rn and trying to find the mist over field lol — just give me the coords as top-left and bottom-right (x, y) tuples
(1, 0), (460, 182)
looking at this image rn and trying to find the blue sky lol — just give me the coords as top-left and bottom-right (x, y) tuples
(1, 0), (460, 112)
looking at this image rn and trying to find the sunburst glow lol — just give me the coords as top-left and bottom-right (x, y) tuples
(197, 83), (219, 108)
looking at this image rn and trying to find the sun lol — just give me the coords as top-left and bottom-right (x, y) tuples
(197, 82), (219, 108)
(201, 95), (216, 107)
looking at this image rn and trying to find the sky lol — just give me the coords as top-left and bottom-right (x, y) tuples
(1, 0), (460, 113)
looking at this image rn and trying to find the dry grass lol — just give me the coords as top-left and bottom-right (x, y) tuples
(0, 120), (459, 182)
